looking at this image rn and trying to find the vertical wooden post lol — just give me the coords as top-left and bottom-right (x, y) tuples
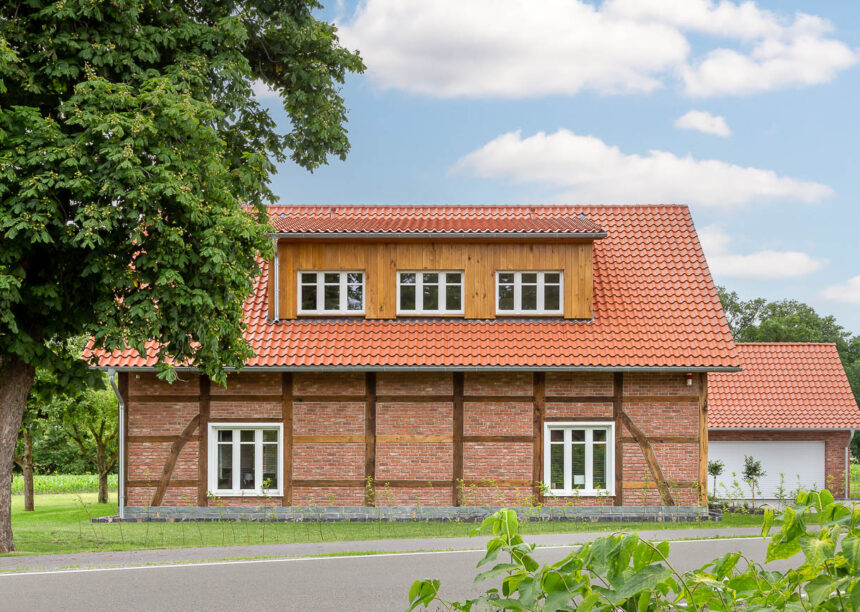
(197, 374), (211, 507)
(532, 373), (545, 501)
(698, 373), (709, 506)
(364, 372), (377, 506)
(282, 372), (293, 506)
(452, 372), (465, 506)
(613, 372), (624, 506)
(118, 372), (130, 509)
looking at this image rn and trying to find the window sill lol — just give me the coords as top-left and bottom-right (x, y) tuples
(546, 490), (613, 497)
(208, 490), (283, 498)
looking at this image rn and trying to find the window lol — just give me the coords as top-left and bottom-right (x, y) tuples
(208, 424), (282, 496)
(397, 271), (464, 314)
(496, 271), (563, 314)
(544, 422), (613, 496)
(298, 271), (364, 314)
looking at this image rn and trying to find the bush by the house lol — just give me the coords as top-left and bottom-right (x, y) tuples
(408, 490), (860, 611)
(11, 474), (118, 495)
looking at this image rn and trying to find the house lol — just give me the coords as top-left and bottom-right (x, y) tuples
(94, 205), (740, 520)
(708, 343), (860, 500)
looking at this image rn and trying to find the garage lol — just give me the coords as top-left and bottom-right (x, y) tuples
(709, 440), (824, 499)
(708, 343), (860, 500)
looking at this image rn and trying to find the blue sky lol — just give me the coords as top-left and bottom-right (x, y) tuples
(261, 1), (860, 333)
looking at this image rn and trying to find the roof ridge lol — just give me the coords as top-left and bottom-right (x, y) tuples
(265, 204), (691, 210)
(737, 342), (838, 346)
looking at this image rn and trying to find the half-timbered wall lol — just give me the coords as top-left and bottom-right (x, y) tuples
(268, 240), (594, 320)
(123, 370), (708, 508)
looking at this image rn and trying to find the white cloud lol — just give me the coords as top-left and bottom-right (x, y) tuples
(699, 226), (824, 279)
(823, 275), (860, 304)
(339, 0), (688, 98)
(251, 80), (279, 99)
(339, 0), (858, 99)
(453, 129), (833, 207)
(675, 110), (731, 137)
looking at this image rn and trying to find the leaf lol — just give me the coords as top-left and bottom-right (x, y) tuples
(799, 533), (835, 567)
(842, 536), (860, 573)
(804, 575), (835, 608)
(576, 592), (600, 612)
(761, 508), (774, 537)
(407, 579), (440, 610)
(613, 565), (673, 600)
(475, 563), (521, 583)
(819, 488), (835, 510)
(542, 590), (574, 612)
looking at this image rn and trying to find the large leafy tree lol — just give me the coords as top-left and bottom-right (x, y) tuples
(0, 0), (363, 552)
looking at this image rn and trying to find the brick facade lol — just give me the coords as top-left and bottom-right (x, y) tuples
(709, 429), (851, 498)
(123, 370), (705, 508)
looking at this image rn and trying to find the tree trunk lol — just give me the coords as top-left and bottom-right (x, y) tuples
(96, 442), (108, 505)
(0, 356), (36, 553)
(22, 429), (34, 512)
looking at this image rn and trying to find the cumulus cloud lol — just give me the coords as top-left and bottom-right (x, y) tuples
(675, 110), (731, 137)
(453, 129), (832, 207)
(823, 276), (860, 304)
(698, 226), (824, 279)
(338, 0), (858, 99)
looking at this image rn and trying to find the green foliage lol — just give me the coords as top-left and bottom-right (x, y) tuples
(0, 0), (364, 384)
(408, 492), (860, 611)
(11, 473), (117, 495)
(707, 459), (724, 478)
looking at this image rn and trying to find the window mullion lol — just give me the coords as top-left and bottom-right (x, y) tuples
(231, 432), (240, 492)
(563, 429), (572, 491)
(537, 272), (544, 312)
(514, 273), (521, 313)
(255, 429), (263, 491)
(316, 274), (323, 312)
(585, 429), (594, 491)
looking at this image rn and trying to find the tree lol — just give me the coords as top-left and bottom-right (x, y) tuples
(0, 1), (364, 552)
(742, 455), (766, 510)
(707, 459), (724, 501)
(50, 386), (117, 504)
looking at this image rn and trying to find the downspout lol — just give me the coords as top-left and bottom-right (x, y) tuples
(108, 369), (125, 519)
(847, 428), (857, 499)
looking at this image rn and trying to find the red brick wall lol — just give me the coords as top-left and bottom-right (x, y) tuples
(709, 429), (851, 498)
(125, 370), (705, 508)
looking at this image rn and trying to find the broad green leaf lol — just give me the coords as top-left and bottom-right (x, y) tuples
(842, 536), (860, 573)
(761, 508), (774, 537)
(799, 533), (835, 567)
(475, 563), (521, 583)
(804, 575), (834, 608)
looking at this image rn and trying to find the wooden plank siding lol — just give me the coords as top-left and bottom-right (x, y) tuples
(276, 240), (594, 320)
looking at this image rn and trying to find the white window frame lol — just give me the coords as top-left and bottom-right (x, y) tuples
(297, 271), (365, 315)
(543, 421), (614, 497)
(208, 423), (283, 497)
(495, 271), (563, 315)
(396, 270), (465, 315)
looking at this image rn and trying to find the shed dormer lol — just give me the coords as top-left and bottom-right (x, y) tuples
(265, 206), (606, 321)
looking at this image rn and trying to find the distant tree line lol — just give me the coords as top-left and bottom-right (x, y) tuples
(717, 286), (860, 457)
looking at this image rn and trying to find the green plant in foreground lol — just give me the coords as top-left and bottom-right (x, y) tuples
(408, 489), (860, 611)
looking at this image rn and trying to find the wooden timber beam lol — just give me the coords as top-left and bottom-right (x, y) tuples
(452, 373), (465, 506)
(364, 372), (377, 506)
(699, 373), (709, 506)
(613, 373), (624, 506)
(151, 414), (200, 507)
(282, 372), (293, 507)
(197, 376), (210, 506)
(620, 410), (675, 506)
(533, 373), (545, 501)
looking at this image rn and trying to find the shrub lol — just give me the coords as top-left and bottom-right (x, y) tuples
(408, 489), (860, 611)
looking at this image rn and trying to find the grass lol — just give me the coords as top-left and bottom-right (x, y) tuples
(6, 493), (766, 557)
(11, 474), (118, 495)
(851, 464), (860, 498)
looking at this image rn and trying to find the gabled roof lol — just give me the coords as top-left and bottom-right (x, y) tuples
(93, 204), (739, 371)
(709, 343), (860, 430)
(269, 205), (606, 236)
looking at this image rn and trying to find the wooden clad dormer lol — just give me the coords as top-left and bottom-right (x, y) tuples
(268, 238), (597, 320)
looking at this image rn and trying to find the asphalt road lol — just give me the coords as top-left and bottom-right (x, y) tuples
(0, 537), (795, 612)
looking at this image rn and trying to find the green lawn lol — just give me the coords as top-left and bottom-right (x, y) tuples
(6, 493), (766, 556)
(851, 464), (860, 498)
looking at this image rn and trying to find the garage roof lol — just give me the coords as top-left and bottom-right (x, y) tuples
(709, 343), (860, 429)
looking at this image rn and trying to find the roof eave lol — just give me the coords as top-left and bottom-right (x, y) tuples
(95, 364), (741, 372)
(272, 231), (609, 240)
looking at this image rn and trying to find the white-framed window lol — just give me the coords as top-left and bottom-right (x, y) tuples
(397, 271), (464, 315)
(496, 271), (563, 315)
(298, 271), (364, 314)
(544, 422), (613, 496)
(208, 423), (283, 496)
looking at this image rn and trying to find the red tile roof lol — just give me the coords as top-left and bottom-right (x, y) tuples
(93, 205), (739, 370)
(269, 205), (606, 235)
(709, 343), (860, 430)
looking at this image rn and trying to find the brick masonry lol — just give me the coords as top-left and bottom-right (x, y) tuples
(124, 370), (706, 509)
(709, 429), (851, 498)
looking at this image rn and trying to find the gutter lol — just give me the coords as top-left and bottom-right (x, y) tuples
(96, 365), (741, 373)
(107, 369), (124, 520)
(273, 231), (608, 240)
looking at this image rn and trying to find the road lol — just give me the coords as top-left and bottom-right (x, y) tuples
(0, 536), (794, 611)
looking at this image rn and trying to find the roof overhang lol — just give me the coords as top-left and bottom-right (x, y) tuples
(709, 427), (857, 432)
(273, 232), (608, 240)
(96, 365), (741, 373)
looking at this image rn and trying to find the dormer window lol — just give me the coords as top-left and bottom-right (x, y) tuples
(496, 271), (563, 315)
(397, 271), (464, 315)
(298, 271), (364, 315)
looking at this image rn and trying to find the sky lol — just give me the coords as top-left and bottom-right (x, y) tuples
(260, 0), (860, 334)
